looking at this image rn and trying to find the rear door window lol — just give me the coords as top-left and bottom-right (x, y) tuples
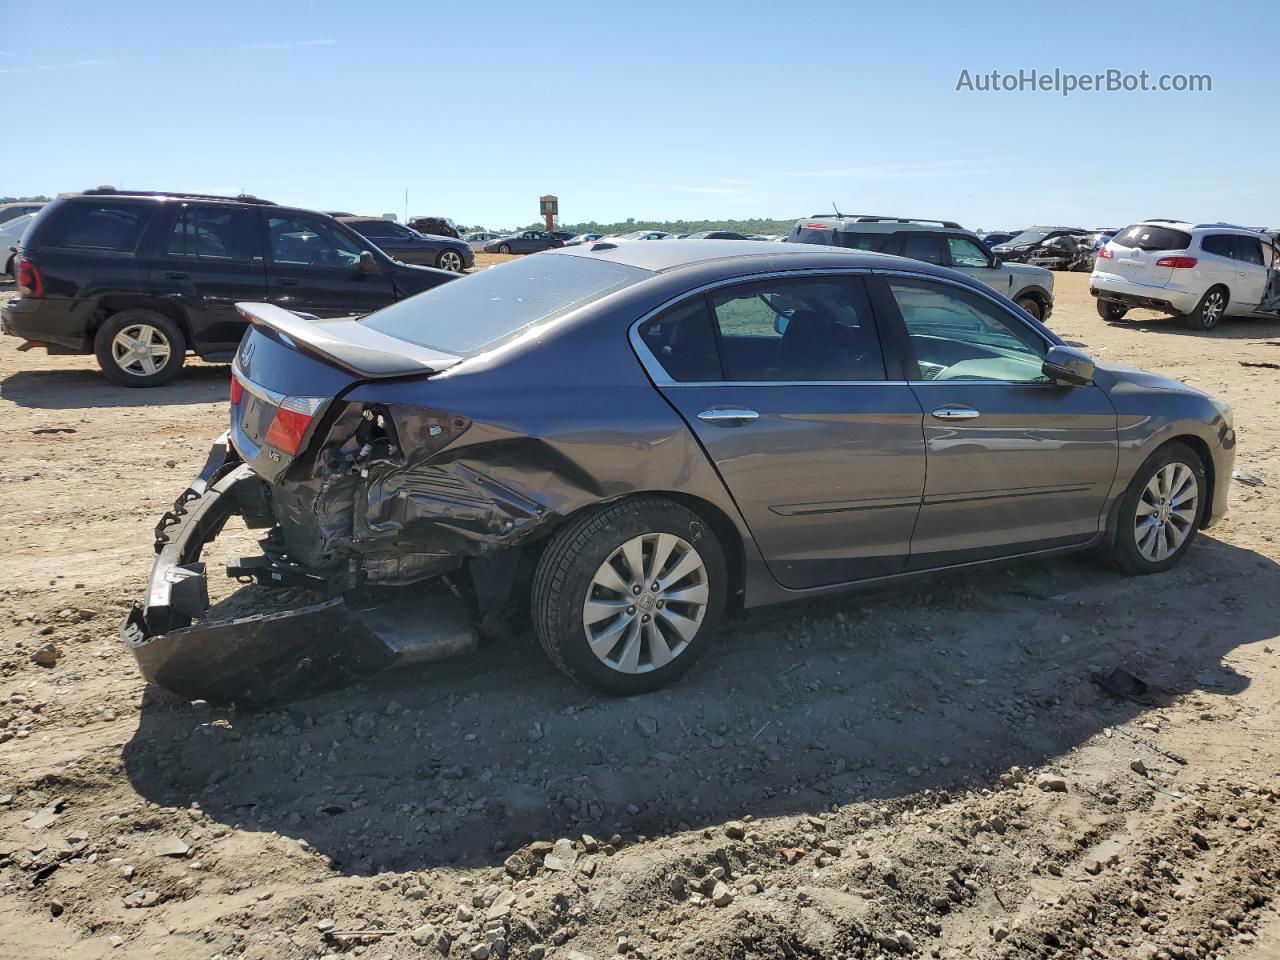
(899, 234), (948, 265)
(1201, 234), (1235, 259)
(638, 297), (721, 382)
(165, 205), (257, 262)
(707, 275), (885, 382)
(40, 202), (152, 253)
(1234, 235), (1265, 265)
(1115, 224), (1192, 251)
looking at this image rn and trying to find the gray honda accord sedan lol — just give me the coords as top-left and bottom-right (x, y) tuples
(125, 240), (1234, 700)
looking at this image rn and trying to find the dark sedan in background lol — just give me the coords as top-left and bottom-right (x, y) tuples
(125, 239), (1233, 703)
(338, 217), (474, 272)
(482, 230), (565, 254)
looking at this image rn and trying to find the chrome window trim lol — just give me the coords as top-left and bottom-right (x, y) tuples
(628, 266), (890, 387)
(627, 265), (1060, 389)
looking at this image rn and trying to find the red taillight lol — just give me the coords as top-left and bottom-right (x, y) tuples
(263, 397), (325, 455)
(1097, 245), (1114, 259)
(1156, 256), (1197, 268)
(15, 257), (43, 297)
(804, 223), (830, 229)
(229, 376), (244, 406)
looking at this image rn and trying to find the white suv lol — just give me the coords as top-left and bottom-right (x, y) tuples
(788, 215), (1055, 321)
(1092, 220), (1280, 331)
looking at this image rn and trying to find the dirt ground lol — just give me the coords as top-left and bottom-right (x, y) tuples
(2, 264), (1279, 960)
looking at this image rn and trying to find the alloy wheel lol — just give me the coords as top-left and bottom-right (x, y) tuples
(439, 250), (463, 272)
(582, 533), (709, 674)
(1134, 462), (1198, 561)
(1202, 291), (1225, 328)
(111, 324), (171, 377)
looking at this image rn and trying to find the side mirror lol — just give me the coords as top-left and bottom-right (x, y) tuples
(1043, 344), (1094, 385)
(773, 309), (793, 335)
(358, 250), (379, 274)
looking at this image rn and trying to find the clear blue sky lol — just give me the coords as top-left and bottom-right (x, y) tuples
(3, 0), (1274, 231)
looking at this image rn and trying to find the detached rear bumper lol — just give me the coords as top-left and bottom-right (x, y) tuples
(121, 436), (477, 704)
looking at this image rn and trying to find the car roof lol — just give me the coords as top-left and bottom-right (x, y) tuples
(337, 216), (395, 225)
(547, 238), (948, 275)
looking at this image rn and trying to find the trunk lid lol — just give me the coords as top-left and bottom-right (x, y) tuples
(229, 303), (460, 482)
(1097, 223), (1193, 289)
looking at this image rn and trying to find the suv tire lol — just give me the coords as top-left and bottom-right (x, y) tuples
(1014, 295), (1044, 322)
(532, 496), (727, 695)
(94, 309), (186, 387)
(1102, 441), (1205, 575)
(1097, 300), (1128, 322)
(1184, 286), (1228, 332)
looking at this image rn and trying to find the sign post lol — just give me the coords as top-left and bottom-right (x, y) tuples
(540, 194), (559, 233)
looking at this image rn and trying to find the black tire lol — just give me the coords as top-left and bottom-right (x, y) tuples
(1015, 295), (1044, 322)
(532, 496), (727, 695)
(1097, 300), (1128, 322)
(93, 309), (186, 387)
(1183, 286), (1228, 331)
(3, 254), (13, 278)
(436, 248), (464, 272)
(1102, 441), (1206, 575)
(498, 243), (512, 255)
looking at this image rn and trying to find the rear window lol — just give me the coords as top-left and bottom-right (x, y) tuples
(361, 254), (649, 356)
(1115, 224), (1192, 252)
(39, 202), (152, 252)
(834, 231), (889, 252)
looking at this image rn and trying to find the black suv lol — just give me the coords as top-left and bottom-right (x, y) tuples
(2, 190), (457, 386)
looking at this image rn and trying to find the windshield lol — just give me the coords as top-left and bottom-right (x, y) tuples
(1006, 231), (1050, 245)
(361, 254), (650, 356)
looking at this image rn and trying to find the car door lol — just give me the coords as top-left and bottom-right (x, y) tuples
(945, 234), (1013, 294)
(149, 202), (266, 353)
(262, 211), (395, 317)
(634, 272), (926, 589)
(1231, 235), (1268, 309)
(871, 273), (1118, 569)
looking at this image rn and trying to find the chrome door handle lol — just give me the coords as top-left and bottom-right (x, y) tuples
(931, 407), (980, 420)
(697, 406), (759, 425)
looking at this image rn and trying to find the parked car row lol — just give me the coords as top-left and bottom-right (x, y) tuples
(786, 214), (1056, 321)
(1, 189), (457, 385)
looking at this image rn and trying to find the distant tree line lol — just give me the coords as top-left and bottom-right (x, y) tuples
(510, 217), (801, 236)
(1, 195), (51, 203)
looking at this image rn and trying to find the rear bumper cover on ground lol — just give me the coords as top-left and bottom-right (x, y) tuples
(120, 436), (477, 703)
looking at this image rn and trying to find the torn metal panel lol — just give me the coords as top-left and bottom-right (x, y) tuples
(121, 439), (478, 705)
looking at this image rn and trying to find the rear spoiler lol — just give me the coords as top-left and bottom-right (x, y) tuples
(235, 302), (461, 379)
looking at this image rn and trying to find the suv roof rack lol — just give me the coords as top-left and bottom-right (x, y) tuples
(1192, 221), (1254, 231)
(80, 186), (277, 206)
(810, 213), (963, 229)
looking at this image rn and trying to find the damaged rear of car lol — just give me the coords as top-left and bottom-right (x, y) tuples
(122, 250), (748, 701)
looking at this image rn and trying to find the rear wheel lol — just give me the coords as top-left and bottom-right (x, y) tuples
(1015, 295), (1044, 322)
(436, 248), (464, 272)
(1097, 300), (1128, 322)
(498, 243), (512, 255)
(93, 309), (186, 387)
(532, 497), (727, 694)
(1184, 286), (1228, 331)
(1102, 442), (1205, 575)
